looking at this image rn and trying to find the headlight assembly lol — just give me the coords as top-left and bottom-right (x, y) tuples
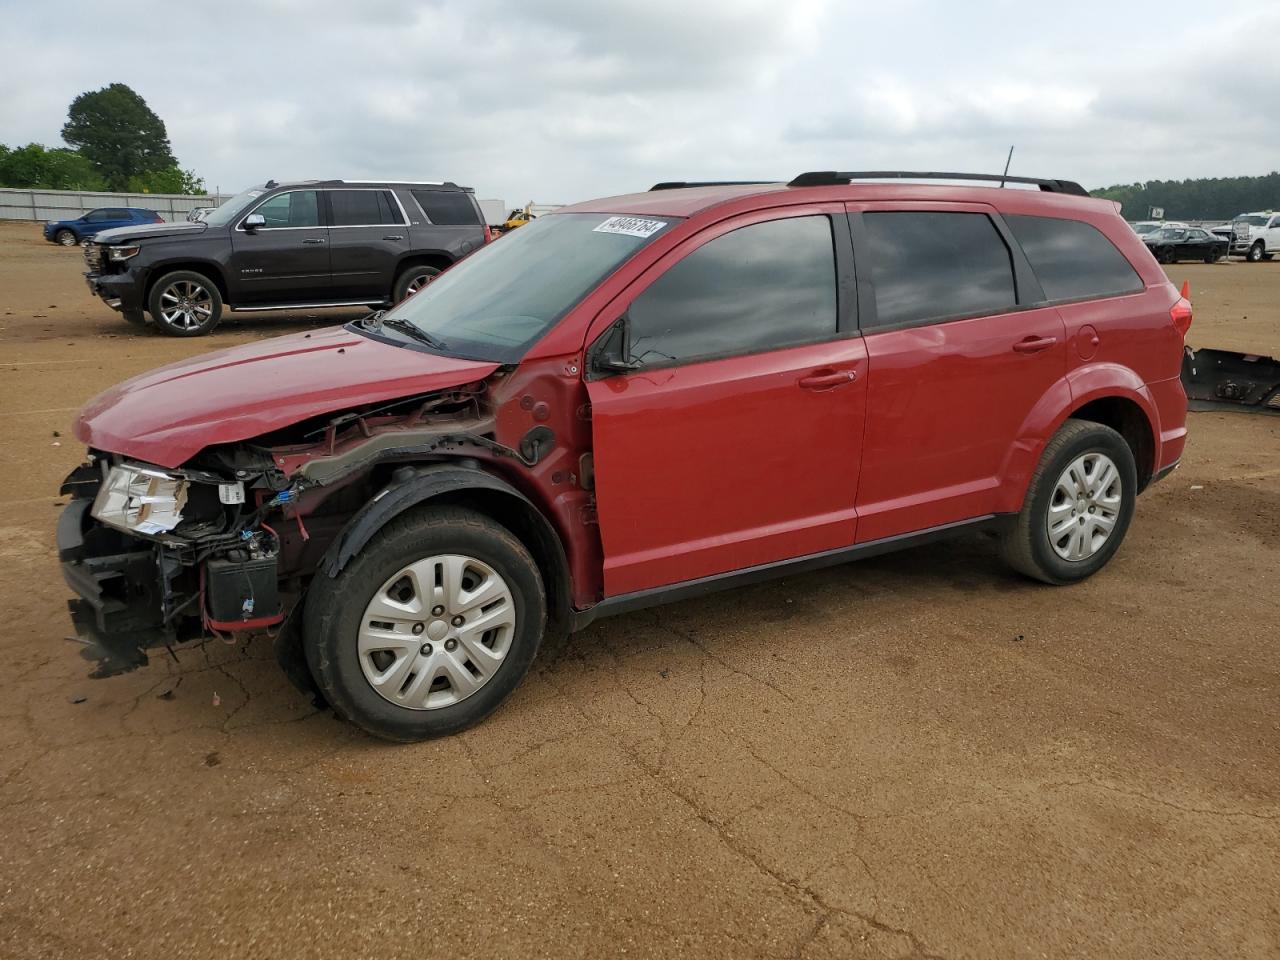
(91, 463), (189, 535)
(107, 245), (140, 262)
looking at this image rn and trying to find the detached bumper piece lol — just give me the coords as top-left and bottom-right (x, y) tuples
(1182, 348), (1280, 414)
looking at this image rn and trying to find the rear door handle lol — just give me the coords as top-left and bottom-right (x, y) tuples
(382, 235), (404, 241)
(798, 369), (858, 390)
(302, 237), (326, 244)
(1013, 336), (1057, 354)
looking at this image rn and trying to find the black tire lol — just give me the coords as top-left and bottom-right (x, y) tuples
(1247, 242), (1264, 263)
(1204, 250), (1218, 264)
(1000, 419), (1137, 585)
(147, 270), (222, 336)
(393, 264), (442, 304)
(55, 229), (77, 246)
(303, 505), (546, 741)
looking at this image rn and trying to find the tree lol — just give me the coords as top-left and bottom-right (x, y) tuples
(125, 167), (206, 195)
(61, 83), (176, 190)
(1091, 172), (1280, 221)
(0, 142), (105, 190)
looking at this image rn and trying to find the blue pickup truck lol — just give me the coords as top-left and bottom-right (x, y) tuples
(44, 207), (163, 246)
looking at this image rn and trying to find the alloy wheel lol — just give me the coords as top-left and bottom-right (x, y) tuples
(357, 554), (516, 710)
(1046, 452), (1123, 561)
(158, 280), (213, 331)
(404, 272), (435, 296)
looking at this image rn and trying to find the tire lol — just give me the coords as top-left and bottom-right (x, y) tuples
(1247, 242), (1264, 263)
(303, 505), (546, 741)
(393, 264), (442, 304)
(1000, 419), (1137, 585)
(147, 270), (222, 336)
(55, 229), (77, 246)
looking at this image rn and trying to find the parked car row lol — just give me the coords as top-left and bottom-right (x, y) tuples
(59, 170), (1191, 739)
(1129, 211), (1279, 263)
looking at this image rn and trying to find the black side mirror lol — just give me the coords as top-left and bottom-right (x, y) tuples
(589, 317), (641, 376)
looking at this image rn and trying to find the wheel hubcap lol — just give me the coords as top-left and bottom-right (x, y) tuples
(1047, 452), (1122, 561)
(405, 273), (434, 296)
(158, 280), (213, 330)
(358, 554), (516, 710)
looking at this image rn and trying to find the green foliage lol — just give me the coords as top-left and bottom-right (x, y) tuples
(0, 142), (106, 190)
(124, 167), (206, 195)
(1092, 172), (1280, 221)
(61, 83), (177, 191)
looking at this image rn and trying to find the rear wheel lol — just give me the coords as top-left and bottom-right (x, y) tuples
(148, 270), (222, 336)
(393, 264), (442, 304)
(1247, 241), (1265, 263)
(55, 229), (77, 246)
(1000, 419), (1137, 585)
(304, 505), (546, 741)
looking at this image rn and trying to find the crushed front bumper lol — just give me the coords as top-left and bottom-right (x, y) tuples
(84, 271), (144, 315)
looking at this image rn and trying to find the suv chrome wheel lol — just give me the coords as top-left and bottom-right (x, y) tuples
(157, 279), (214, 331)
(1046, 452), (1122, 561)
(404, 272), (435, 296)
(358, 553), (516, 710)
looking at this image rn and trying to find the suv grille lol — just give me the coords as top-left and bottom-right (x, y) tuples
(83, 242), (104, 272)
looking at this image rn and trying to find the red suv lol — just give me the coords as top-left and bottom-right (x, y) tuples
(59, 171), (1189, 740)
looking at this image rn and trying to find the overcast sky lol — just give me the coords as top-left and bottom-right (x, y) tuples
(2, 0), (1277, 205)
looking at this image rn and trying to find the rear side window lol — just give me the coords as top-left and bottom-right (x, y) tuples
(862, 212), (1017, 328)
(625, 215), (837, 366)
(328, 190), (403, 226)
(1006, 215), (1143, 302)
(412, 190), (480, 225)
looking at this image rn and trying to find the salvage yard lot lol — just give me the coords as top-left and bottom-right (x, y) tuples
(1, 219), (1277, 959)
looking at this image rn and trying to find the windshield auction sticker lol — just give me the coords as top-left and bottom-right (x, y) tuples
(593, 216), (666, 239)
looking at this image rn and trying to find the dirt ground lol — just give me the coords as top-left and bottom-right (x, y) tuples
(1, 220), (1278, 959)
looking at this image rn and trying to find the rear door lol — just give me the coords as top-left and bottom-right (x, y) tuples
(585, 207), (867, 596)
(324, 188), (410, 301)
(848, 202), (1066, 542)
(228, 189), (330, 304)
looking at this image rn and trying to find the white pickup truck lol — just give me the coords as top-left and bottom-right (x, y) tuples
(1231, 211), (1280, 262)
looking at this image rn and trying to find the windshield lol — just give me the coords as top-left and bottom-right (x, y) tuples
(382, 212), (675, 362)
(1237, 215), (1268, 226)
(202, 188), (266, 227)
(1133, 223), (1160, 234)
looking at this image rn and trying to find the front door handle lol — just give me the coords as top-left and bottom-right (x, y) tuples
(1013, 336), (1057, 354)
(302, 237), (326, 244)
(382, 235), (404, 241)
(798, 369), (858, 390)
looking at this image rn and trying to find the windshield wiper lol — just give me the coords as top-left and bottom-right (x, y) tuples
(380, 316), (448, 351)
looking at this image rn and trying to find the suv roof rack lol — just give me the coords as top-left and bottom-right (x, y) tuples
(649, 180), (778, 191)
(788, 170), (1089, 196)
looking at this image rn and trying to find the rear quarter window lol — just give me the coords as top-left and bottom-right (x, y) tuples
(1006, 215), (1143, 302)
(412, 190), (481, 226)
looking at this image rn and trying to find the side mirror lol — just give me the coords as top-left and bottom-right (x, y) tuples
(589, 317), (641, 376)
(243, 213), (265, 232)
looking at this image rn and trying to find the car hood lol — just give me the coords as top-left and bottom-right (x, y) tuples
(74, 327), (500, 467)
(92, 222), (209, 243)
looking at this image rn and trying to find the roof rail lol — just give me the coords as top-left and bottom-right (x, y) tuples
(649, 180), (778, 191)
(788, 171), (1089, 196)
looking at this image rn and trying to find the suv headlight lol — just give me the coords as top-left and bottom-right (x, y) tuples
(108, 245), (141, 262)
(91, 463), (189, 535)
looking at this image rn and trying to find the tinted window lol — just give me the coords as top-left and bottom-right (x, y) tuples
(328, 189), (403, 226)
(626, 216), (837, 366)
(84, 210), (110, 222)
(1007, 215), (1143, 302)
(863, 212), (1016, 328)
(252, 190), (320, 228)
(413, 190), (481, 225)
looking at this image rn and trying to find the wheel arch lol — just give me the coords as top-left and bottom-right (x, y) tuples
(394, 252), (454, 279)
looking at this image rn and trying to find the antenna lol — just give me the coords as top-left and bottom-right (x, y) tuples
(999, 146), (1014, 188)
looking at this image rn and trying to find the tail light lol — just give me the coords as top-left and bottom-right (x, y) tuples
(482, 223), (492, 244)
(1170, 280), (1192, 338)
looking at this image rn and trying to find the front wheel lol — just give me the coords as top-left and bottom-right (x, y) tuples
(148, 270), (222, 336)
(55, 229), (77, 246)
(1000, 419), (1137, 585)
(304, 506), (546, 741)
(1247, 242), (1265, 263)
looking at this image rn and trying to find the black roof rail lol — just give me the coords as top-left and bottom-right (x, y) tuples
(649, 180), (778, 191)
(788, 170), (1089, 196)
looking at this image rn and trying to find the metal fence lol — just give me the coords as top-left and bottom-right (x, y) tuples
(0, 187), (233, 223)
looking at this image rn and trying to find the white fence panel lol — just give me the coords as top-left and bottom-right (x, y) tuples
(0, 187), (233, 223)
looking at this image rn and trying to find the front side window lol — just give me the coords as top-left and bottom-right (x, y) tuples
(624, 216), (837, 366)
(328, 190), (403, 226)
(862, 211), (1017, 329)
(1006, 214), (1143, 302)
(413, 190), (482, 225)
(84, 209), (111, 222)
(252, 190), (320, 229)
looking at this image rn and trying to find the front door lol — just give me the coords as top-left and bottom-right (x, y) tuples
(324, 188), (410, 301)
(228, 189), (330, 305)
(848, 203), (1067, 542)
(586, 209), (867, 597)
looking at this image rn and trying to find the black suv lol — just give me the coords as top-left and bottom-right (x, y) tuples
(82, 180), (490, 336)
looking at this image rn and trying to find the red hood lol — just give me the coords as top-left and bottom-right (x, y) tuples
(74, 326), (499, 467)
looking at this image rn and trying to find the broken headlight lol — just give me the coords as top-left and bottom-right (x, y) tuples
(91, 463), (189, 535)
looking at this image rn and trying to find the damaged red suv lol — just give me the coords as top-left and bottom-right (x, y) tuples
(59, 171), (1190, 740)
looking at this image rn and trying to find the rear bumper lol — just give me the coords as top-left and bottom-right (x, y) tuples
(1147, 374), (1188, 477)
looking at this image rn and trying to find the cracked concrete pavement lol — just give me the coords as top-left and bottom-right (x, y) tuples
(1, 222), (1278, 958)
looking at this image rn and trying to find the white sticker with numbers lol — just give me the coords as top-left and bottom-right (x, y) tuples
(218, 482), (246, 504)
(593, 216), (666, 239)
